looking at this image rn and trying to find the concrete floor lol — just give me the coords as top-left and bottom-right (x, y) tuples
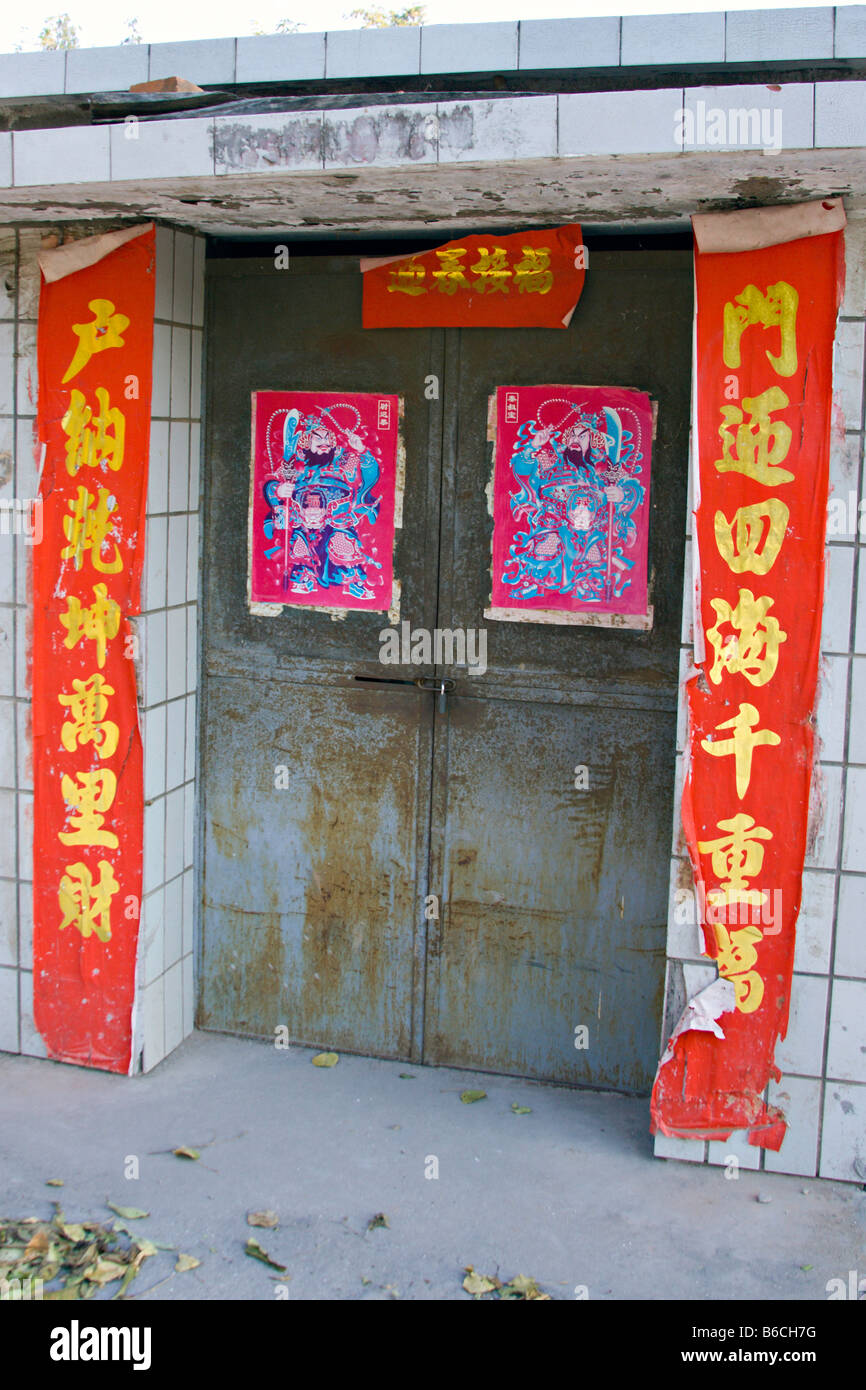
(1, 1030), (863, 1301)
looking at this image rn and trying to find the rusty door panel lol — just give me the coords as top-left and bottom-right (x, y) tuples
(199, 675), (431, 1057)
(424, 695), (673, 1091)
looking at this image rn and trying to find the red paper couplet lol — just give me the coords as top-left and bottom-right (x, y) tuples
(651, 222), (845, 1147)
(32, 226), (155, 1073)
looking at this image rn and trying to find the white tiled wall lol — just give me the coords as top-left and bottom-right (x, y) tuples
(655, 214), (866, 1183)
(0, 223), (204, 1073)
(134, 226), (204, 1073)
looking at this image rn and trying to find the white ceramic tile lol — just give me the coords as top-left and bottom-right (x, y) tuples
(188, 423), (201, 515)
(164, 959), (183, 1055)
(172, 233), (194, 325)
(18, 969), (45, 1058)
(165, 697), (185, 793)
(16, 229), (42, 321)
(151, 324), (171, 418)
(184, 781), (195, 871)
(17, 882), (31, 971)
(324, 105), (436, 169)
(437, 96), (555, 163)
(654, 1132), (707, 1162)
(148, 420), (169, 515)
(833, 319), (865, 428)
(822, 546), (854, 654)
(519, 17), (620, 69)
(0, 51), (65, 98)
(0, 321), (14, 415)
(142, 514), (167, 612)
(14, 125), (110, 187)
(143, 796), (165, 897)
(167, 514), (188, 610)
(0, 696), (13, 790)
(170, 327), (191, 419)
(186, 511), (200, 605)
(190, 330), (202, 420)
(793, 870), (835, 976)
(820, 1081), (866, 1180)
(775, 973), (828, 1077)
(623, 12), (725, 66)
(827, 433), (862, 537)
(168, 421), (190, 514)
(15, 417), (39, 496)
(184, 695), (197, 785)
(164, 787), (184, 882)
(182, 867), (194, 957)
(166, 607), (186, 702)
(140, 976), (165, 1071)
(186, 605), (198, 696)
(110, 117), (214, 182)
(815, 80), (866, 149)
(0, 964), (19, 1051)
(236, 32), (326, 83)
(842, 216), (866, 318)
(725, 7), (833, 61)
(164, 873), (183, 971)
(0, 610), (12, 696)
(422, 22), (517, 74)
(816, 654), (848, 762)
(16, 699), (30, 793)
(681, 84), (812, 151)
(849, 657), (866, 764)
(806, 763), (842, 871)
(149, 39), (236, 86)
(153, 226), (174, 322)
(559, 87), (684, 156)
(139, 887), (164, 988)
(827, 978), (866, 1082)
(666, 854), (705, 961)
(0, 879), (16, 968)
(835, 874), (866, 979)
(835, 6), (866, 58)
(142, 611), (166, 708)
(707, 1127), (760, 1170)
(182, 951), (194, 1035)
(16, 791), (32, 883)
(857, 559), (866, 654)
(765, 1075), (821, 1176)
(326, 26), (420, 79)
(143, 704), (166, 803)
(15, 608), (30, 699)
(66, 43), (149, 94)
(842, 765), (866, 872)
(191, 238), (205, 328)
(0, 790), (14, 877)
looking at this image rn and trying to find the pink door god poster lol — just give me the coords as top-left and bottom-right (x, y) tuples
(249, 390), (400, 612)
(489, 385), (653, 620)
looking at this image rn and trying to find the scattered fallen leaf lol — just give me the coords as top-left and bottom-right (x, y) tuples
(86, 1257), (128, 1287)
(134, 1239), (158, 1259)
(58, 1224), (87, 1243)
(501, 1273), (551, 1300)
(361, 1275), (371, 1285)
(511, 1103), (532, 1115)
(24, 1228), (51, 1257)
(312, 1052), (339, 1067)
(247, 1210), (279, 1229)
(244, 1237), (286, 1272)
(172, 1146), (200, 1160)
(460, 1090), (487, 1104)
(399, 1073), (416, 1079)
(463, 1266), (498, 1297)
(175, 1252), (201, 1273)
(367, 1212), (390, 1231)
(106, 1202), (149, 1221)
(45, 1179), (64, 1187)
(800, 1264), (813, 1271)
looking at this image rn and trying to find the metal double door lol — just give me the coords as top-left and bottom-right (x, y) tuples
(200, 244), (692, 1092)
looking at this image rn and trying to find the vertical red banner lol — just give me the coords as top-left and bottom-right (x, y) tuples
(33, 226), (155, 1073)
(652, 212), (845, 1146)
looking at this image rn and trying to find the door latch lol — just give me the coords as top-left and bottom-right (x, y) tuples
(414, 675), (455, 713)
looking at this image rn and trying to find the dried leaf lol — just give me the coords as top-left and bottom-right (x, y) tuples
(244, 1238), (286, 1272)
(460, 1089), (487, 1104)
(463, 1266), (497, 1297)
(247, 1210), (279, 1229)
(312, 1052), (339, 1067)
(44, 1284), (81, 1301)
(502, 1273), (551, 1300)
(86, 1258), (128, 1287)
(133, 1239), (158, 1259)
(24, 1228), (50, 1257)
(511, 1104), (532, 1115)
(59, 1224), (87, 1243)
(172, 1146), (200, 1160)
(106, 1202), (149, 1221)
(174, 1253), (201, 1273)
(367, 1212), (389, 1231)
(398, 1073), (416, 1079)
(45, 1179), (64, 1188)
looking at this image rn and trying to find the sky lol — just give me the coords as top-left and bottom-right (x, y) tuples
(1, 0), (849, 57)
